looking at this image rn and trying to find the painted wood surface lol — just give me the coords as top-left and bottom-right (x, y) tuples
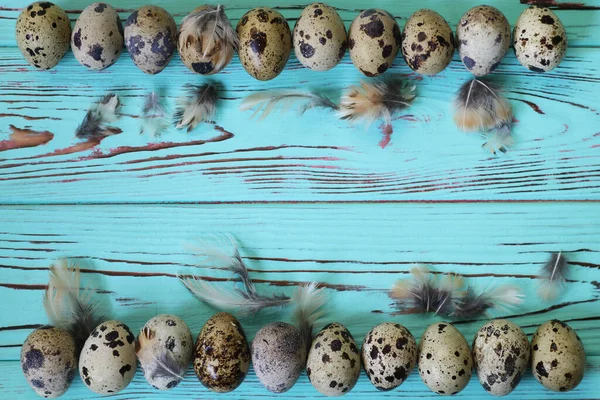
(0, 0), (599, 399)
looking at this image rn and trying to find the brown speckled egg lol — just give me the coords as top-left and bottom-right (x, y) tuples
(531, 320), (585, 392)
(124, 6), (176, 74)
(15, 2), (71, 70)
(236, 8), (291, 81)
(293, 3), (347, 71)
(362, 322), (417, 391)
(472, 319), (530, 396)
(457, 6), (510, 76)
(193, 312), (250, 393)
(401, 9), (454, 75)
(513, 7), (567, 72)
(21, 327), (77, 398)
(79, 320), (137, 394)
(178, 5), (236, 75)
(71, 3), (124, 70)
(347, 9), (401, 77)
(252, 322), (306, 393)
(306, 322), (361, 396)
(418, 322), (473, 396)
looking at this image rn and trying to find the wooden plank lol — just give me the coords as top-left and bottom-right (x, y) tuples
(0, 203), (598, 398)
(0, 46), (598, 203)
(1, 0), (599, 48)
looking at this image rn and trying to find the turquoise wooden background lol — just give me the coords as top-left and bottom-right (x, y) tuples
(1, 0), (599, 398)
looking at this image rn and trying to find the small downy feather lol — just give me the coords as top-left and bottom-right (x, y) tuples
(538, 251), (569, 301)
(389, 266), (462, 317)
(292, 282), (327, 351)
(452, 285), (523, 319)
(43, 259), (102, 352)
(174, 83), (218, 132)
(75, 94), (122, 139)
(179, 5), (238, 73)
(137, 327), (187, 382)
(338, 79), (417, 127)
(453, 78), (513, 154)
(180, 234), (291, 315)
(140, 92), (168, 136)
(240, 90), (338, 120)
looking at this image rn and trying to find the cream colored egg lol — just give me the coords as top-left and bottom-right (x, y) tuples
(348, 9), (401, 77)
(513, 6), (567, 72)
(293, 3), (347, 71)
(15, 2), (71, 70)
(401, 9), (454, 75)
(71, 3), (124, 70)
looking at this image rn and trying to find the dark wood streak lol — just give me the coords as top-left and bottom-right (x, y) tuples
(0, 344), (21, 348)
(511, 99), (545, 115)
(520, 0), (600, 10)
(0, 125), (54, 152)
(0, 114), (61, 121)
(0, 323), (42, 332)
(0, 283), (45, 290)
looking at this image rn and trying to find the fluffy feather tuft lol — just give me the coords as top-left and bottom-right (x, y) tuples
(43, 259), (102, 352)
(538, 251), (569, 301)
(140, 92), (168, 136)
(174, 83), (218, 132)
(240, 90), (338, 120)
(338, 79), (416, 127)
(75, 94), (122, 139)
(482, 129), (514, 155)
(292, 282), (327, 351)
(137, 327), (187, 382)
(453, 285), (524, 319)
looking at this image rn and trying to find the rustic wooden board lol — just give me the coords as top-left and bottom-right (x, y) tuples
(1, 0), (599, 399)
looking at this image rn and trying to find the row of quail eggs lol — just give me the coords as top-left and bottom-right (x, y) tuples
(16, 2), (567, 79)
(22, 311), (585, 397)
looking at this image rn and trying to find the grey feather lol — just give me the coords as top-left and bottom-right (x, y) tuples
(452, 285), (523, 319)
(538, 252), (569, 300)
(174, 83), (218, 132)
(150, 351), (188, 382)
(75, 94), (122, 139)
(140, 92), (168, 136)
(240, 90), (338, 120)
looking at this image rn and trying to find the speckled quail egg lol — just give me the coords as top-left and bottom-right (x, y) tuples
(194, 312), (250, 393)
(237, 7), (292, 81)
(347, 9), (401, 77)
(472, 319), (530, 396)
(531, 320), (585, 392)
(418, 322), (473, 396)
(178, 5), (236, 75)
(21, 327), (77, 398)
(513, 6), (567, 72)
(252, 322), (306, 393)
(306, 322), (361, 396)
(362, 322), (417, 391)
(15, 2), (71, 70)
(136, 314), (193, 390)
(293, 3), (347, 71)
(456, 6), (510, 76)
(79, 320), (136, 394)
(124, 6), (176, 74)
(401, 9), (455, 76)
(71, 3), (124, 70)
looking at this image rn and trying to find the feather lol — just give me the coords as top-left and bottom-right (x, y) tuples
(538, 252), (569, 300)
(453, 285), (523, 319)
(140, 92), (168, 137)
(43, 259), (102, 352)
(174, 83), (218, 132)
(338, 79), (417, 127)
(291, 283), (327, 351)
(389, 266), (462, 317)
(454, 78), (512, 132)
(240, 90), (338, 120)
(482, 129), (514, 155)
(136, 327), (187, 383)
(178, 5), (237, 75)
(75, 94), (122, 139)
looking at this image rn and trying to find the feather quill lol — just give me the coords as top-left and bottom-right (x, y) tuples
(140, 92), (168, 136)
(43, 259), (102, 352)
(338, 79), (417, 127)
(136, 327), (187, 383)
(453, 78), (513, 154)
(178, 5), (237, 75)
(292, 282), (327, 351)
(75, 94), (122, 139)
(240, 90), (338, 120)
(452, 285), (523, 319)
(174, 83), (218, 132)
(538, 252), (569, 301)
